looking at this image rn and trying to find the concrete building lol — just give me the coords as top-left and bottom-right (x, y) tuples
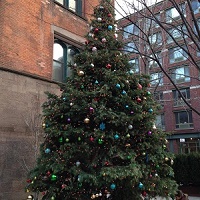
(118, 0), (200, 154)
(0, 0), (99, 199)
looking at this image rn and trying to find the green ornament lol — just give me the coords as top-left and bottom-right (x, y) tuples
(98, 138), (103, 144)
(51, 174), (57, 181)
(78, 137), (81, 141)
(59, 137), (63, 143)
(81, 85), (84, 89)
(51, 197), (55, 200)
(66, 138), (69, 142)
(147, 91), (151, 95)
(127, 155), (131, 160)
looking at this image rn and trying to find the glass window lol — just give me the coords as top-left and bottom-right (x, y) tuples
(173, 88), (190, 106)
(154, 91), (164, 106)
(124, 42), (138, 53)
(167, 25), (187, 43)
(166, 4), (186, 22)
(149, 52), (162, 68)
(170, 66), (190, 83)
(53, 39), (79, 82)
(55, 0), (82, 16)
(145, 13), (160, 29)
(129, 58), (139, 73)
(148, 32), (162, 45)
(155, 114), (165, 130)
(150, 72), (163, 86)
(123, 24), (139, 39)
(169, 46), (188, 63)
(174, 110), (193, 129)
(191, 0), (200, 14)
(179, 138), (200, 154)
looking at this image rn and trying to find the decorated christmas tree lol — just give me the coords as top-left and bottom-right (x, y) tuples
(26, 0), (178, 199)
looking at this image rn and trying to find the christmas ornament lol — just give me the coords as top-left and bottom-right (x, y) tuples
(171, 159), (174, 165)
(147, 131), (152, 135)
(59, 137), (63, 143)
(89, 107), (94, 113)
(51, 197), (55, 200)
(97, 17), (102, 22)
(90, 136), (94, 142)
(147, 91), (151, 95)
(76, 161), (81, 166)
(78, 137), (81, 141)
(128, 125), (133, 129)
(66, 138), (69, 142)
(45, 148), (50, 154)
(91, 63), (94, 67)
(110, 183), (116, 190)
(138, 83), (142, 90)
(100, 122), (105, 130)
(106, 64), (111, 69)
(129, 69), (134, 74)
(95, 80), (99, 84)
(98, 138), (103, 144)
(78, 70), (84, 76)
(114, 134), (119, 139)
(84, 118), (90, 123)
(70, 102), (73, 106)
(91, 194), (96, 199)
(126, 133), (130, 138)
(152, 124), (157, 129)
(115, 83), (120, 88)
(114, 33), (118, 38)
(94, 28), (99, 33)
(122, 90), (126, 95)
(136, 97), (142, 103)
(51, 174), (57, 181)
(165, 157), (169, 161)
(108, 25), (113, 30)
(108, 13), (112, 17)
(67, 118), (71, 122)
(92, 47), (97, 51)
(138, 182), (144, 189)
(148, 108), (153, 113)
(125, 105), (129, 108)
(102, 38), (106, 43)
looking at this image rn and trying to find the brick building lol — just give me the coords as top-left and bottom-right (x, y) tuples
(118, 0), (200, 154)
(0, 0), (99, 199)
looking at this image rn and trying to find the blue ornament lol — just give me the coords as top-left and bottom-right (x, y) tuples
(148, 108), (153, 113)
(129, 70), (134, 75)
(138, 182), (143, 189)
(45, 148), (50, 154)
(115, 83), (121, 88)
(110, 183), (116, 190)
(95, 80), (99, 84)
(114, 134), (119, 140)
(63, 97), (67, 101)
(125, 105), (129, 109)
(100, 122), (105, 130)
(108, 25), (113, 30)
(122, 90), (127, 95)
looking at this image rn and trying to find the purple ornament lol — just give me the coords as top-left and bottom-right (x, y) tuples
(67, 118), (71, 122)
(89, 107), (94, 113)
(148, 131), (152, 135)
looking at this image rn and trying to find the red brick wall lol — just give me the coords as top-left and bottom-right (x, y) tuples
(0, 0), (99, 79)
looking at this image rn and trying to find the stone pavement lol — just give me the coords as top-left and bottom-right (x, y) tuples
(152, 196), (200, 200)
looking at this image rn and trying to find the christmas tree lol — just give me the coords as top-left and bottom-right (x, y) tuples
(26, 0), (178, 199)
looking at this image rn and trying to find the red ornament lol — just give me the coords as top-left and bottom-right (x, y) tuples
(90, 136), (94, 142)
(138, 83), (142, 90)
(136, 97), (142, 103)
(62, 184), (66, 189)
(108, 13), (112, 17)
(85, 40), (89, 45)
(106, 64), (111, 69)
(26, 179), (32, 183)
(94, 28), (99, 33)
(46, 171), (51, 176)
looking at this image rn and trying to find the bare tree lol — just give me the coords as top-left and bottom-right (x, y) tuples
(114, 0), (200, 115)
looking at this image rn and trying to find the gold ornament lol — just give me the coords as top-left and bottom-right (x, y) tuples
(84, 118), (90, 123)
(91, 194), (96, 199)
(78, 70), (84, 76)
(165, 157), (169, 161)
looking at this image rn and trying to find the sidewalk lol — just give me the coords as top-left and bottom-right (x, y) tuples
(152, 196), (200, 200)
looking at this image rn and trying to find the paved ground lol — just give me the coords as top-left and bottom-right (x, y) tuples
(152, 196), (200, 200)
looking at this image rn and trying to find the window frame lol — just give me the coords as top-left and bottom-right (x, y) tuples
(172, 88), (190, 106)
(170, 66), (190, 84)
(129, 58), (139, 73)
(54, 0), (83, 16)
(123, 23), (139, 39)
(174, 110), (193, 129)
(53, 38), (80, 83)
(150, 72), (163, 86)
(169, 46), (188, 63)
(191, 0), (200, 14)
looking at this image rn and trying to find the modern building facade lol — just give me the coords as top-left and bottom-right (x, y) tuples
(0, 0), (99, 199)
(118, 0), (200, 154)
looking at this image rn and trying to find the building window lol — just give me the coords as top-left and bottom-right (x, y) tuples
(154, 91), (164, 106)
(129, 58), (139, 73)
(179, 138), (200, 154)
(150, 72), (163, 86)
(124, 42), (138, 53)
(174, 110), (193, 129)
(123, 24), (139, 39)
(191, 0), (200, 14)
(149, 52), (162, 68)
(166, 4), (186, 22)
(148, 32), (162, 45)
(155, 114), (165, 130)
(170, 66), (190, 83)
(167, 25), (187, 44)
(145, 13), (160, 29)
(172, 88), (190, 106)
(53, 39), (79, 82)
(169, 46), (188, 63)
(54, 0), (82, 16)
